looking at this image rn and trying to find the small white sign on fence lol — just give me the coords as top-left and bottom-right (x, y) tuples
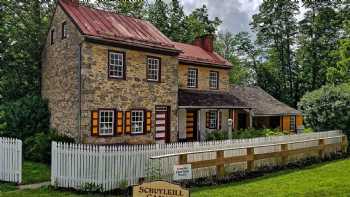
(173, 164), (192, 181)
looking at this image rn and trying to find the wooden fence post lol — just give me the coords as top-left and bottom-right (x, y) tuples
(319, 139), (325, 159)
(247, 147), (254, 171)
(216, 150), (225, 178)
(341, 136), (348, 153)
(179, 154), (188, 165)
(281, 143), (288, 166)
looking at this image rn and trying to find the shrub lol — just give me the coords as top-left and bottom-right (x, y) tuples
(205, 128), (284, 141)
(0, 95), (50, 140)
(24, 130), (75, 163)
(298, 83), (350, 137)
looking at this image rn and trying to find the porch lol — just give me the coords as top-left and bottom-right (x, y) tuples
(178, 89), (252, 142)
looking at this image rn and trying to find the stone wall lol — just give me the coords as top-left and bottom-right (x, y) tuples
(41, 5), (83, 139)
(80, 42), (179, 144)
(178, 64), (230, 92)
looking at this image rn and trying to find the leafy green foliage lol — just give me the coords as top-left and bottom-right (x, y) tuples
(24, 130), (75, 163)
(298, 83), (350, 135)
(0, 96), (50, 140)
(205, 128), (284, 141)
(95, 0), (146, 18)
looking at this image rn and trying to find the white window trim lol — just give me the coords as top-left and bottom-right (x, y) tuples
(209, 71), (219, 89)
(99, 109), (114, 136)
(147, 57), (160, 81)
(109, 51), (124, 78)
(131, 110), (144, 134)
(209, 111), (218, 129)
(187, 68), (197, 88)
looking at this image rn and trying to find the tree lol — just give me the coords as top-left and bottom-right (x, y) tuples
(95, 0), (147, 18)
(215, 31), (261, 85)
(0, 0), (55, 102)
(297, 0), (343, 92)
(147, 0), (170, 37)
(327, 21), (350, 84)
(185, 5), (222, 42)
(168, 0), (188, 42)
(251, 0), (299, 106)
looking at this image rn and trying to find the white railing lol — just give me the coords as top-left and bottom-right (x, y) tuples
(0, 137), (22, 184)
(51, 130), (345, 191)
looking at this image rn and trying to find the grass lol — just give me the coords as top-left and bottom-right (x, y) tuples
(191, 158), (350, 197)
(22, 161), (51, 185)
(1, 159), (350, 196)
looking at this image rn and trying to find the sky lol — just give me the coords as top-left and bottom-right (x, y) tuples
(180, 0), (263, 34)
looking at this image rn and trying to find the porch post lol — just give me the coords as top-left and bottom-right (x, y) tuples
(249, 109), (253, 128)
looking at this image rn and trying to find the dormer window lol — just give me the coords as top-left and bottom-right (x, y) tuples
(62, 21), (68, 39)
(108, 51), (125, 79)
(50, 29), (55, 45)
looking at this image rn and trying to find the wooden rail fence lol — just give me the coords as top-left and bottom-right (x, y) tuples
(151, 134), (348, 179)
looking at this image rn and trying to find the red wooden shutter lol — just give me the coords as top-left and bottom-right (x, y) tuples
(116, 111), (124, 135)
(125, 111), (131, 134)
(91, 110), (99, 136)
(218, 111), (222, 130)
(206, 112), (210, 128)
(145, 111), (152, 133)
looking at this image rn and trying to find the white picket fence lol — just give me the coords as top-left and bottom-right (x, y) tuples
(51, 130), (345, 191)
(0, 137), (22, 183)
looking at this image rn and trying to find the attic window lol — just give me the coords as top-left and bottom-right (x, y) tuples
(62, 21), (67, 39)
(108, 51), (125, 79)
(50, 29), (55, 45)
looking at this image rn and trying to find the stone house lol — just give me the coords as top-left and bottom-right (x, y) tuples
(42, 0), (302, 144)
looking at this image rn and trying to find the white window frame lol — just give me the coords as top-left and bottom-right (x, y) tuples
(99, 110), (114, 136)
(290, 115), (296, 131)
(131, 110), (144, 134)
(147, 57), (160, 81)
(187, 68), (197, 88)
(209, 71), (219, 89)
(209, 111), (218, 129)
(109, 51), (124, 79)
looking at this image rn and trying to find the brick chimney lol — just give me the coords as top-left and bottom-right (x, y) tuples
(193, 34), (214, 52)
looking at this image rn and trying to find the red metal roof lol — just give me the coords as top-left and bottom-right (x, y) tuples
(174, 42), (232, 68)
(59, 0), (177, 51)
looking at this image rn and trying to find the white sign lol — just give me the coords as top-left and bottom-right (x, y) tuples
(173, 164), (192, 181)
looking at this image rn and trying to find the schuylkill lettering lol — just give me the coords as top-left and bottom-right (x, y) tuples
(133, 181), (189, 197)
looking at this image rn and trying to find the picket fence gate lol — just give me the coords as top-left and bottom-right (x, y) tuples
(51, 130), (345, 191)
(0, 137), (22, 183)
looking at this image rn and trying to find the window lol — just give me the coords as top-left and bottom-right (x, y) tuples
(131, 110), (144, 134)
(147, 57), (160, 82)
(209, 111), (218, 129)
(290, 115), (296, 132)
(62, 21), (67, 39)
(209, 71), (219, 89)
(187, 68), (197, 88)
(50, 29), (55, 45)
(109, 51), (125, 79)
(99, 110), (114, 136)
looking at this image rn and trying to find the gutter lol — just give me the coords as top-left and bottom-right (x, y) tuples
(78, 40), (83, 143)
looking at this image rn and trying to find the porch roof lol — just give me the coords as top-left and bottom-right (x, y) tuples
(178, 89), (250, 109)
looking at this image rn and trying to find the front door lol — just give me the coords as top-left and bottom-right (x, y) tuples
(155, 106), (171, 143)
(186, 110), (198, 141)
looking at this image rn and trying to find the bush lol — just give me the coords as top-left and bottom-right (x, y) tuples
(24, 130), (75, 163)
(298, 83), (350, 137)
(0, 95), (50, 140)
(205, 128), (284, 141)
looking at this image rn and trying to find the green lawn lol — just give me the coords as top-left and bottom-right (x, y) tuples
(192, 158), (350, 197)
(1, 159), (350, 196)
(22, 161), (50, 184)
